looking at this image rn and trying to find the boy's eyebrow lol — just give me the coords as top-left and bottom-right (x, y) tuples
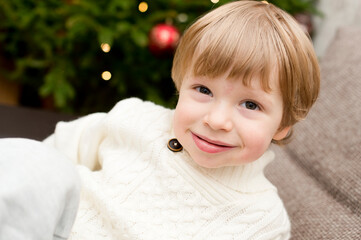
(190, 74), (280, 104)
(244, 86), (279, 107)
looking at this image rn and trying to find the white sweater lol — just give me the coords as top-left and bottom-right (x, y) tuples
(45, 98), (290, 240)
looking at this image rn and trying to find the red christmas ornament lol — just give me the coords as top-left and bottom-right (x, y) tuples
(149, 24), (180, 56)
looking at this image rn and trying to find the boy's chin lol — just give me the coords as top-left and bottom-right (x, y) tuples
(190, 154), (235, 169)
(188, 151), (260, 169)
(193, 159), (222, 169)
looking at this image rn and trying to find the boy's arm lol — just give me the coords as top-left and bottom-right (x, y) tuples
(43, 112), (107, 171)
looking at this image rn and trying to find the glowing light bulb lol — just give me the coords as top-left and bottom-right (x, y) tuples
(101, 43), (111, 53)
(102, 71), (112, 81)
(210, 0), (219, 3)
(177, 13), (188, 23)
(138, 2), (148, 12)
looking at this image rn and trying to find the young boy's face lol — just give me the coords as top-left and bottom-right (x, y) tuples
(173, 71), (289, 168)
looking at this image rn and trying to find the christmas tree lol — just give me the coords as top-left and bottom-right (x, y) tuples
(0, 0), (318, 113)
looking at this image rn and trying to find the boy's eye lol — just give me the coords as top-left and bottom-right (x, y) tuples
(241, 101), (260, 110)
(195, 86), (213, 96)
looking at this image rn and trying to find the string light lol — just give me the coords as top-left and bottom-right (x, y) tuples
(177, 13), (188, 23)
(210, 0), (219, 3)
(102, 71), (112, 81)
(138, 2), (148, 12)
(101, 43), (111, 53)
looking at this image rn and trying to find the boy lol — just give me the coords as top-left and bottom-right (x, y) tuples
(0, 1), (319, 239)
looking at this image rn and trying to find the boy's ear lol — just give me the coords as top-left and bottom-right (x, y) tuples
(273, 126), (291, 141)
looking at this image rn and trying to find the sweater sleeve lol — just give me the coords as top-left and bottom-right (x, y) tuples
(43, 112), (107, 171)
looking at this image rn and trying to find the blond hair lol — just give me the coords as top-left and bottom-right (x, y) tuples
(171, 0), (320, 144)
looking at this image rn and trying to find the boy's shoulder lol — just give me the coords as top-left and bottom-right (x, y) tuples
(105, 97), (173, 133)
(109, 97), (171, 115)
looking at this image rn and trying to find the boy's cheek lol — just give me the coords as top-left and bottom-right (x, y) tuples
(240, 127), (274, 155)
(175, 101), (203, 123)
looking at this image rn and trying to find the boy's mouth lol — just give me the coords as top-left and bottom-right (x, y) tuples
(191, 132), (235, 154)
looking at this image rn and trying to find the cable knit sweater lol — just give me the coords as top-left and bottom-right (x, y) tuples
(44, 98), (290, 240)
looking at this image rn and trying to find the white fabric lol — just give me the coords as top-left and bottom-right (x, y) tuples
(44, 98), (291, 240)
(0, 138), (80, 240)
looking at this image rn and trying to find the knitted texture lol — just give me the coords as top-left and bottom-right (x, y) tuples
(45, 98), (290, 240)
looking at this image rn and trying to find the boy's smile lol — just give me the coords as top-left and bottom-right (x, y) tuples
(173, 72), (290, 168)
(191, 132), (236, 154)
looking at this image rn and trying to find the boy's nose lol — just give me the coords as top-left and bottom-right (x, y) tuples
(203, 103), (233, 131)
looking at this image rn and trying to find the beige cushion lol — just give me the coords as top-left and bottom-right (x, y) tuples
(267, 146), (360, 239)
(266, 26), (361, 239)
(289, 26), (361, 214)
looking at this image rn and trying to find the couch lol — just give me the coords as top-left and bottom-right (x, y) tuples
(0, 26), (360, 239)
(266, 26), (361, 239)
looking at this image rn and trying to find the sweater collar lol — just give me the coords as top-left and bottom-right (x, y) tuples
(178, 149), (276, 193)
(198, 150), (276, 193)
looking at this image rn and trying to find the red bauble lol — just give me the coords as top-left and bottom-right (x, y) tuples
(149, 24), (180, 56)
